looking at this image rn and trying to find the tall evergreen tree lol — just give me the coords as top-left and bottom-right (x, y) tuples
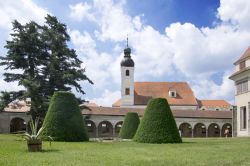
(41, 15), (93, 97)
(0, 21), (46, 119)
(0, 15), (93, 119)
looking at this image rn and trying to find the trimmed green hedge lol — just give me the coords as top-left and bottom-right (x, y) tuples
(133, 98), (182, 143)
(42, 91), (89, 141)
(119, 112), (140, 139)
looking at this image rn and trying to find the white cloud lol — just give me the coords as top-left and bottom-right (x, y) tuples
(132, 26), (174, 79)
(3, 0), (249, 106)
(191, 71), (234, 104)
(70, 30), (96, 50)
(0, 79), (24, 92)
(69, 30), (116, 91)
(69, 2), (95, 22)
(89, 89), (120, 106)
(93, 0), (136, 42)
(0, 0), (49, 30)
(217, 0), (250, 30)
(69, 0), (250, 105)
(165, 23), (250, 76)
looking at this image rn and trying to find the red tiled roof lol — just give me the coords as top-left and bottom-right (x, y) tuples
(82, 106), (144, 116)
(112, 99), (121, 107)
(234, 46), (250, 65)
(112, 82), (198, 106)
(82, 106), (232, 119)
(4, 101), (30, 113)
(80, 102), (98, 107)
(197, 100), (231, 108)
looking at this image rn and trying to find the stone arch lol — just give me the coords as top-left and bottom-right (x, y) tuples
(221, 123), (232, 137)
(98, 121), (113, 138)
(10, 117), (26, 133)
(114, 121), (123, 137)
(85, 120), (97, 138)
(193, 123), (206, 137)
(208, 123), (220, 137)
(179, 123), (192, 137)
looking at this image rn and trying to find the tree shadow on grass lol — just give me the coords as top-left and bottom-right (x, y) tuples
(41, 149), (60, 153)
(24, 149), (60, 153)
(180, 141), (196, 144)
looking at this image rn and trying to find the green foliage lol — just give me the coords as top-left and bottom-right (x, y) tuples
(21, 118), (53, 144)
(0, 21), (46, 118)
(119, 112), (140, 139)
(0, 91), (26, 111)
(0, 15), (92, 118)
(133, 98), (182, 143)
(0, 135), (250, 165)
(41, 15), (93, 97)
(0, 91), (11, 111)
(42, 91), (89, 142)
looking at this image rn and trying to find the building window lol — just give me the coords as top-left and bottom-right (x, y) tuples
(240, 61), (246, 70)
(240, 106), (247, 130)
(169, 90), (176, 98)
(236, 81), (248, 94)
(126, 70), (129, 76)
(125, 88), (130, 95)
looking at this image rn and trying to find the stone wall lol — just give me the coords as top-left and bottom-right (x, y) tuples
(0, 112), (30, 133)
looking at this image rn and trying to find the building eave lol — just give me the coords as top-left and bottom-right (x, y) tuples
(229, 67), (250, 80)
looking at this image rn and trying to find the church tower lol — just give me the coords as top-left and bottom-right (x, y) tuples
(120, 39), (134, 106)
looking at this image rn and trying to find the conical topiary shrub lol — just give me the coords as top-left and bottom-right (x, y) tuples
(133, 98), (182, 143)
(42, 91), (89, 141)
(119, 112), (140, 139)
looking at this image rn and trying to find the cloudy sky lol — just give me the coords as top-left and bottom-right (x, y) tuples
(0, 0), (250, 106)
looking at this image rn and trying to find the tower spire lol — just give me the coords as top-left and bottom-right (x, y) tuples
(123, 34), (131, 57)
(126, 34), (128, 48)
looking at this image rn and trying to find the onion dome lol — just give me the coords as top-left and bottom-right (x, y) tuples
(121, 47), (134, 67)
(121, 36), (134, 67)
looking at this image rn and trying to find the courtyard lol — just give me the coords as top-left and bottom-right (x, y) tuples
(0, 134), (249, 166)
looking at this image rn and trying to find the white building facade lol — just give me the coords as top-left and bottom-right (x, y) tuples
(230, 46), (250, 136)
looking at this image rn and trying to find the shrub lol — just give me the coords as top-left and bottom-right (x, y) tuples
(119, 112), (140, 139)
(42, 91), (89, 141)
(133, 98), (182, 143)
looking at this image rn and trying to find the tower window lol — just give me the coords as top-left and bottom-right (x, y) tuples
(125, 88), (130, 95)
(126, 70), (129, 76)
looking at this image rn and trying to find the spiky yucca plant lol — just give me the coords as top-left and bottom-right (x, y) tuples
(22, 118), (52, 144)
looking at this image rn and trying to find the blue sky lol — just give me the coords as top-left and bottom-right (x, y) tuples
(0, 0), (250, 106)
(127, 0), (220, 30)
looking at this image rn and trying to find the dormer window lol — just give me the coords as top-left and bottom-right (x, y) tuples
(169, 90), (176, 98)
(126, 70), (129, 76)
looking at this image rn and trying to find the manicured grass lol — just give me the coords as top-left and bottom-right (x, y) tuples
(0, 134), (249, 166)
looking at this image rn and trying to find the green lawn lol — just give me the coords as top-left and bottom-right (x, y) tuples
(0, 134), (249, 166)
